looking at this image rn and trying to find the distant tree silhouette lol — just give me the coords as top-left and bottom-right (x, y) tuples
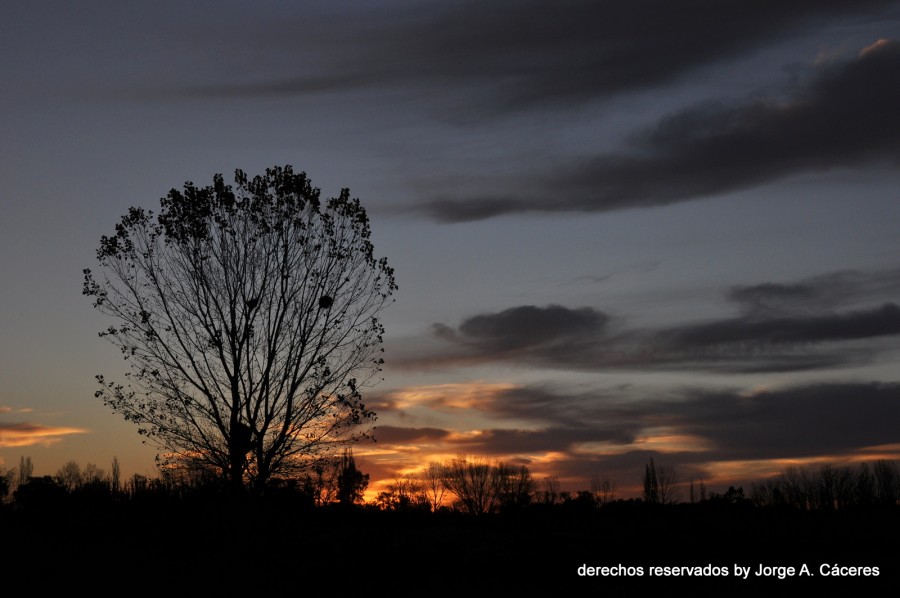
(17, 456), (33, 488)
(656, 463), (680, 504)
(495, 463), (533, 510)
(538, 476), (561, 505)
(642, 458), (679, 504)
(591, 473), (617, 506)
(83, 166), (396, 493)
(303, 458), (340, 507)
(751, 460), (900, 510)
(337, 448), (368, 505)
(439, 456), (533, 514)
(82, 462), (106, 487)
(643, 458), (659, 504)
(376, 474), (429, 511)
(56, 460), (83, 492)
(110, 457), (121, 494)
(0, 472), (9, 504)
(423, 462), (447, 511)
(873, 460), (899, 506)
(129, 473), (149, 496)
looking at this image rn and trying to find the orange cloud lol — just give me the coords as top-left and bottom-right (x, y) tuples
(382, 382), (517, 411)
(0, 422), (87, 448)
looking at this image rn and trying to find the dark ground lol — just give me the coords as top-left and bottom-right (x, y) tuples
(2, 497), (897, 594)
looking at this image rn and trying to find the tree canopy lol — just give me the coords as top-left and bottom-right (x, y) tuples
(83, 165), (396, 492)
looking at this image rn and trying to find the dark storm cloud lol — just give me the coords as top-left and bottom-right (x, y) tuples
(190, 1), (895, 110)
(423, 39), (900, 222)
(670, 382), (900, 460)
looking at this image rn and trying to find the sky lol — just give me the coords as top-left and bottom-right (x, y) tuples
(2, 0), (900, 498)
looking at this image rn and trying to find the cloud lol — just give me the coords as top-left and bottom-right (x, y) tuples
(364, 380), (900, 488)
(728, 268), (900, 314)
(421, 39), (900, 221)
(0, 406), (34, 414)
(186, 1), (895, 112)
(400, 268), (900, 373)
(446, 426), (633, 455)
(649, 269), (900, 371)
(659, 303), (900, 350)
(411, 305), (611, 370)
(0, 422), (87, 448)
(374, 426), (450, 444)
(668, 383), (900, 460)
(447, 304), (609, 352)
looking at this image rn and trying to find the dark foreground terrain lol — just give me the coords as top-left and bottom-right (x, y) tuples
(2, 494), (896, 594)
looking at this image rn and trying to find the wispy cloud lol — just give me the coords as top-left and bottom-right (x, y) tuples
(0, 406), (34, 414)
(0, 422), (87, 448)
(396, 268), (900, 373)
(184, 1), (896, 111)
(421, 39), (900, 221)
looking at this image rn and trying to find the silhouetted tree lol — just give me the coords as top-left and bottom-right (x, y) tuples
(750, 461), (899, 510)
(538, 476), (561, 505)
(337, 448), (368, 505)
(376, 474), (429, 511)
(873, 460), (899, 505)
(56, 460), (83, 492)
(656, 463), (680, 504)
(84, 166), (396, 493)
(442, 457), (495, 514)
(591, 473), (617, 506)
(129, 473), (149, 495)
(439, 457), (534, 514)
(110, 457), (121, 494)
(495, 463), (533, 510)
(423, 462), (447, 511)
(82, 462), (106, 487)
(641, 459), (680, 504)
(17, 456), (33, 488)
(303, 458), (340, 506)
(0, 471), (9, 503)
(709, 486), (747, 504)
(643, 458), (659, 504)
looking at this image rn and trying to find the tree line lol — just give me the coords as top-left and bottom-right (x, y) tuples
(3, 454), (898, 514)
(0, 449), (369, 509)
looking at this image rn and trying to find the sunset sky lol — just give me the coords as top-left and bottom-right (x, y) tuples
(2, 1), (900, 498)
